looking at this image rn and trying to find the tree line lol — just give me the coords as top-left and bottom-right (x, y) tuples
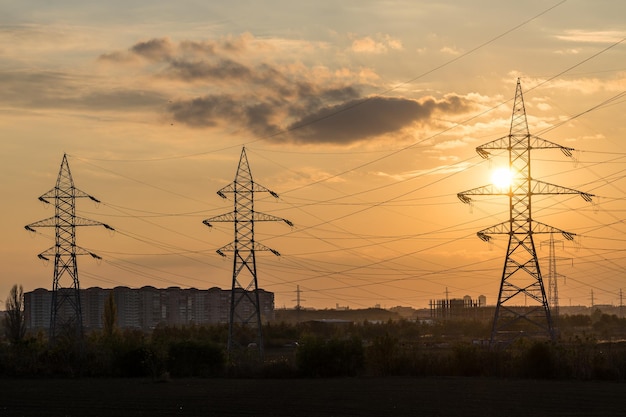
(3, 284), (626, 380)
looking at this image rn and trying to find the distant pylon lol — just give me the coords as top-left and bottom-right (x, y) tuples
(203, 147), (292, 357)
(25, 154), (114, 343)
(458, 79), (593, 347)
(293, 285), (305, 310)
(541, 232), (570, 331)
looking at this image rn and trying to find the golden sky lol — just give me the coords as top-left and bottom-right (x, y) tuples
(2, 0), (625, 310)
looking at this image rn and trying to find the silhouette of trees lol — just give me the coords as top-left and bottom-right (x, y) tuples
(102, 292), (118, 340)
(2, 310), (626, 379)
(296, 336), (364, 377)
(4, 284), (26, 344)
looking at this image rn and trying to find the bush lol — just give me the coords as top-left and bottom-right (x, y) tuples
(167, 340), (225, 377)
(521, 341), (555, 379)
(296, 336), (364, 377)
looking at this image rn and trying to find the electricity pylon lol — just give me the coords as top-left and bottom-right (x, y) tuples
(25, 154), (113, 343)
(458, 79), (593, 347)
(203, 147), (292, 357)
(542, 232), (569, 332)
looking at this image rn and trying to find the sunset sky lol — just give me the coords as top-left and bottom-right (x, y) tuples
(2, 0), (625, 311)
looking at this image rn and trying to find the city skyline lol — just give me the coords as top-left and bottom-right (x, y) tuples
(2, 0), (625, 310)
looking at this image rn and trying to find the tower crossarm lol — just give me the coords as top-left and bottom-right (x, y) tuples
(530, 136), (574, 157)
(476, 222), (509, 241)
(253, 211), (293, 226)
(74, 216), (114, 229)
(476, 221), (575, 242)
(36, 245), (103, 262)
(203, 211), (293, 227)
(532, 221), (575, 240)
(531, 180), (593, 201)
(39, 187), (101, 203)
(25, 216), (113, 230)
(215, 241), (281, 257)
(215, 242), (235, 257)
(252, 241), (281, 256)
(203, 212), (236, 226)
(476, 136), (574, 159)
(25, 217), (57, 230)
(457, 183), (503, 204)
(475, 136), (510, 158)
(216, 182), (280, 199)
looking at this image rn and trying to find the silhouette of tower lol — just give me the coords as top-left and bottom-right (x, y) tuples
(542, 232), (569, 330)
(203, 147), (292, 357)
(293, 285), (306, 323)
(293, 285), (305, 310)
(25, 154), (113, 342)
(458, 79), (593, 346)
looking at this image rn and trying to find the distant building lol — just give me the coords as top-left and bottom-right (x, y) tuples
(429, 295), (490, 321)
(478, 295), (487, 307)
(24, 286), (274, 332)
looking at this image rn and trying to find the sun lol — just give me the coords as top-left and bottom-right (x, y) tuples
(491, 167), (513, 189)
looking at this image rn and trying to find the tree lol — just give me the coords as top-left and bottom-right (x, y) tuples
(103, 292), (118, 339)
(4, 284), (26, 344)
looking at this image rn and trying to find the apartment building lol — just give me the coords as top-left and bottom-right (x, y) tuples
(24, 286), (274, 331)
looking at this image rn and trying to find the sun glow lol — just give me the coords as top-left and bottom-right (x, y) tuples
(491, 167), (513, 189)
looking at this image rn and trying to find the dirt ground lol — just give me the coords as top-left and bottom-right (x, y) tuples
(0, 377), (624, 417)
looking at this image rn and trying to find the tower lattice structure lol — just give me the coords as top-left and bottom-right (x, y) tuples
(544, 232), (567, 329)
(203, 147), (292, 356)
(458, 79), (593, 346)
(25, 154), (113, 342)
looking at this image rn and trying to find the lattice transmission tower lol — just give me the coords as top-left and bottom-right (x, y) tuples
(458, 79), (593, 346)
(203, 147), (292, 357)
(542, 232), (570, 330)
(25, 154), (113, 342)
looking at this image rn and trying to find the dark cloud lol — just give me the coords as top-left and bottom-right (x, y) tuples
(98, 51), (134, 63)
(167, 93), (473, 145)
(130, 38), (173, 61)
(96, 37), (473, 145)
(70, 90), (167, 110)
(166, 58), (253, 82)
(100, 34), (254, 65)
(168, 95), (279, 136)
(287, 95), (473, 145)
(179, 40), (217, 56)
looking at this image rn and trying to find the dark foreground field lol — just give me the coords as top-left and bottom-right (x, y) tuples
(1, 377), (624, 417)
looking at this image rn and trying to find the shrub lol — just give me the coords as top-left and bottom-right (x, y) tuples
(167, 340), (225, 377)
(296, 336), (364, 377)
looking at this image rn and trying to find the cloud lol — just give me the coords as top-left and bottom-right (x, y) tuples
(556, 30), (626, 43)
(376, 161), (472, 181)
(351, 34), (403, 54)
(168, 92), (304, 138)
(554, 48), (581, 55)
(96, 36), (474, 145)
(0, 69), (166, 111)
(168, 93), (473, 146)
(99, 33), (268, 65)
(287, 95), (474, 145)
(131, 38), (174, 61)
(433, 139), (467, 150)
(165, 58), (254, 82)
(440, 46), (461, 55)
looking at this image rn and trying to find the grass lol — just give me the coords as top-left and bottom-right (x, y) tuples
(0, 377), (624, 416)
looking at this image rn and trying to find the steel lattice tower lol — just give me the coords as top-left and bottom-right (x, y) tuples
(25, 154), (113, 342)
(458, 79), (593, 346)
(203, 147), (292, 357)
(546, 233), (561, 326)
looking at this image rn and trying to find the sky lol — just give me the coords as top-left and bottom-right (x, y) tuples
(2, 0), (625, 311)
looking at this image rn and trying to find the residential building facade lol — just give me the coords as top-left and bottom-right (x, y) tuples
(24, 286), (274, 331)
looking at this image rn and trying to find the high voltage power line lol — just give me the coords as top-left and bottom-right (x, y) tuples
(41, 2), (624, 309)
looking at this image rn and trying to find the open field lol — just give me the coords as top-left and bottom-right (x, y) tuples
(0, 377), (624, 417)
